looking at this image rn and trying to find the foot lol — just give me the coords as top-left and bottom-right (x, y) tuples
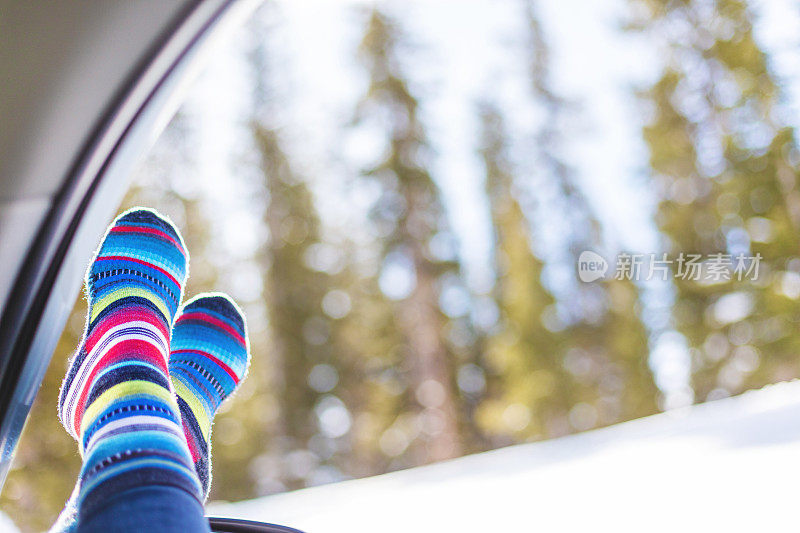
(169, 293), (250, 499)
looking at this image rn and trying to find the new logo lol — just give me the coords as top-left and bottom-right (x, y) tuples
(577, 251), (608, 282)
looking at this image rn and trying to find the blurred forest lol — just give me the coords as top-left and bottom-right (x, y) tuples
(4, 0), (800, 530)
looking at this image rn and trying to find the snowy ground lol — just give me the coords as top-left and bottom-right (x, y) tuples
(208, 380), (800, 532)
(0, 513), (17, 533)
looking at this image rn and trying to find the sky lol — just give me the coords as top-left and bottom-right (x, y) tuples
(152, 0), (800, 411)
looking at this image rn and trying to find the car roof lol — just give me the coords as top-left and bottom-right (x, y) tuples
(0, 1), (190, 308)
(0, 0), (259, 489)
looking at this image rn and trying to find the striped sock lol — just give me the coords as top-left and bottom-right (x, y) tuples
(169, 293), (250, 499)
(57, 207), (203, 519)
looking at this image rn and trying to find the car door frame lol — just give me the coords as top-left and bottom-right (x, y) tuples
(0, 0), (261, 490)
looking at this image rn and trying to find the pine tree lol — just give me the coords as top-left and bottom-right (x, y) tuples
(520, 0), (660, 427)
(629, 0), (800, 401)
(355, 8), (467, 462)
(252, 124), (346, 488)
(477, 104), (575, 441)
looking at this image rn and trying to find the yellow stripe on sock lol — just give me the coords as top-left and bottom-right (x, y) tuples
(80, 380), (178, 439)
(90, 286), (172, 324)
(172, 378), (212, 442)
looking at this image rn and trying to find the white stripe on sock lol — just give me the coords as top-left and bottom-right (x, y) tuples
(62, 321), (168, 439)
(83, 415), (182, 455)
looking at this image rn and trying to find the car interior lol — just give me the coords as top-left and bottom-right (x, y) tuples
(0, 1), (298, 531)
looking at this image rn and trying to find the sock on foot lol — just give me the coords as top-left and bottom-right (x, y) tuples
(169, 293), (250, 499)
(57, 207), (203, 521)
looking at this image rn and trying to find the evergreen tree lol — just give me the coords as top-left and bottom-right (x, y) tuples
(520, 0), (660, 428)
(477, 104), (574, 441)
(629, 0), (800, 401)
(355, 8), (467, 462)
(253, 124), (348, 488)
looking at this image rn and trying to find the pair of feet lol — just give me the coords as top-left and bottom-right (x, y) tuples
(55, 208), (250, 526)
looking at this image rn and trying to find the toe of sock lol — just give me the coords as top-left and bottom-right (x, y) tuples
(173, 293), (250, 383)
(183, 294), (247, 337)
(115, 208), (184, 245)
(84, 207), (189, 325)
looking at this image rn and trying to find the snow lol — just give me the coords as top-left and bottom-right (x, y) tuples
(0, 511), (18, 533)
(208, 380), (800, 532)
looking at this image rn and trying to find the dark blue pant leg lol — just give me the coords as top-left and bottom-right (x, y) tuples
(76, 485), (210, 533)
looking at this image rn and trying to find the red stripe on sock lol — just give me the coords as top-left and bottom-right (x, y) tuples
(183, 421), (200, 462)
(171, 349), (240, 384)
(73, 340), (169, 436)
(110, 225), (185, 255)
(176, 312), (246, 346)
(84, 307), (169, 355)
(95, 256), (181, 289)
